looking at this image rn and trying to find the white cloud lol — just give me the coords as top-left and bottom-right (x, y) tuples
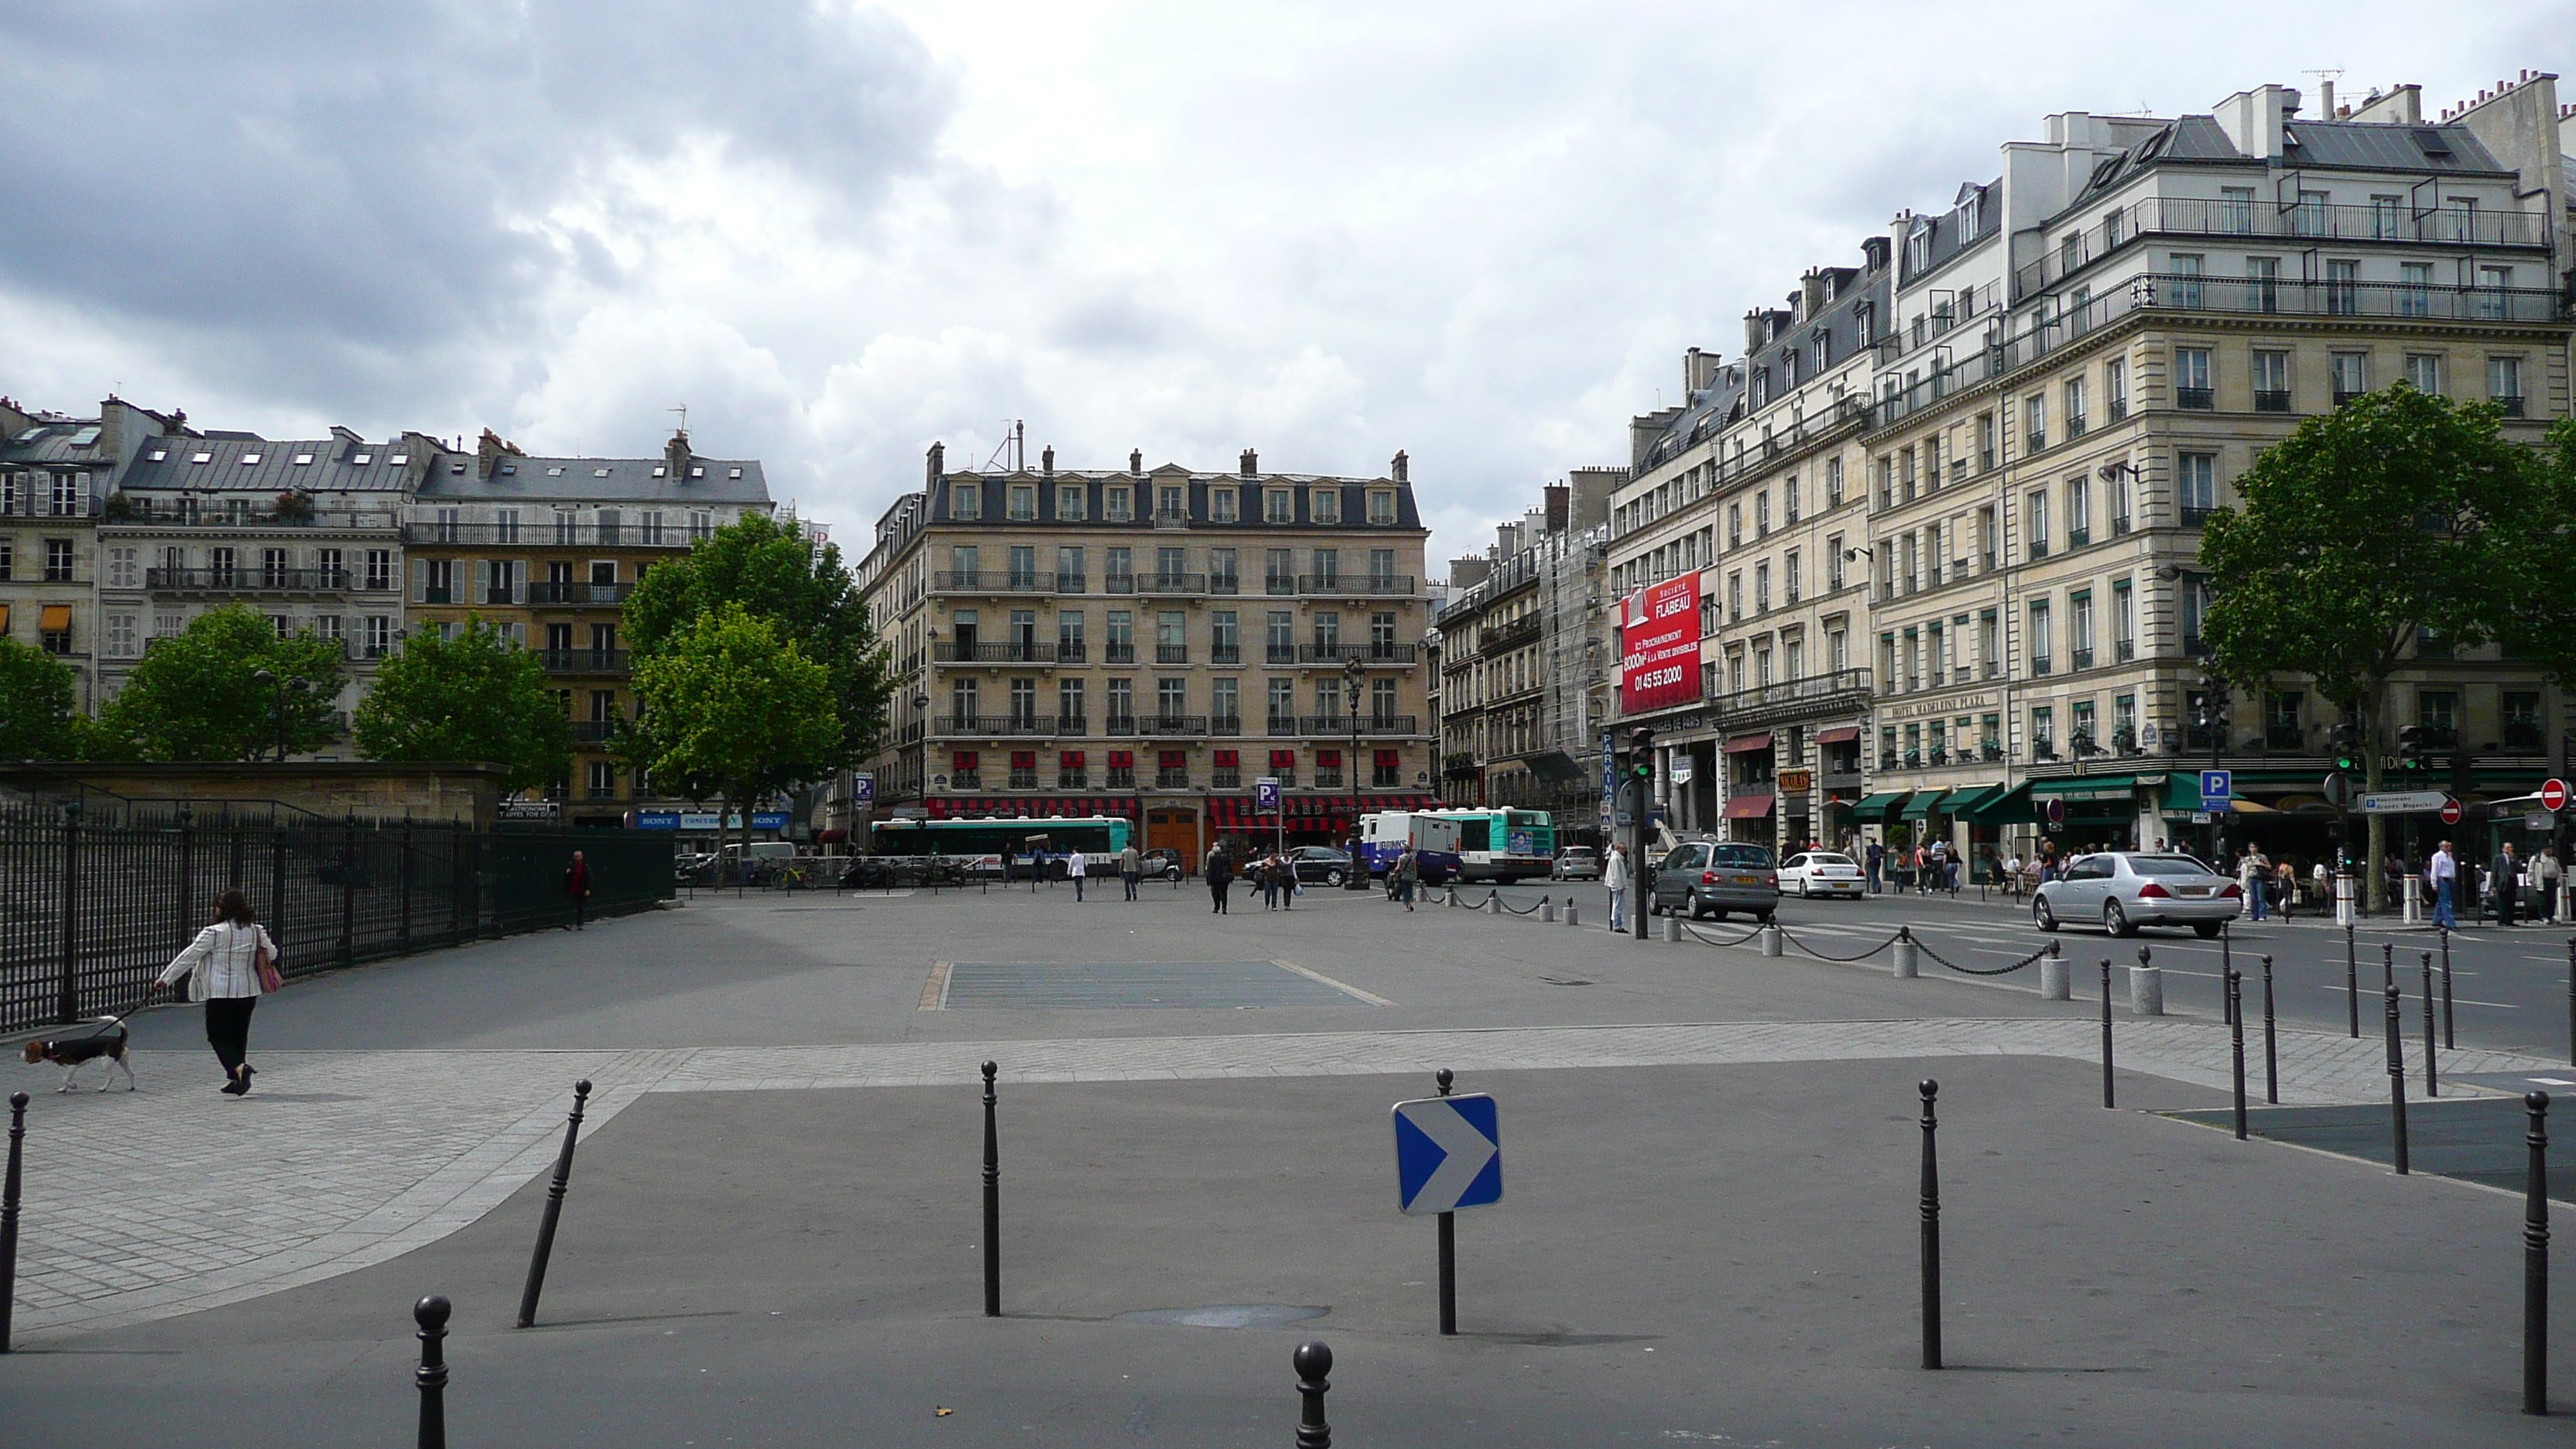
(0, 0), (2562, 569)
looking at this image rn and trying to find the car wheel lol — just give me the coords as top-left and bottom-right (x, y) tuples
(2192, 920), (2222, 939)
(1795, 878), (1810, 898)
(1690, 896), (1713, 920)
(2105, 900), (2136, 937)
(2034, 898), (2059, 933)
(1323, 868), (1345, 887)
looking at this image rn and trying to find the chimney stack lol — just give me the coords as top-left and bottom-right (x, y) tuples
(1390, 450), (1409, 483)
(1041, 445), (1054, 476)
(1801, 269), (1828, 319)
(1543, 482), (1570, 534)
(1744, 310), (1766, 355)
(926, 441), (945, 488)
(1240, 448), (1258, 477)
(1129, 448), (1143, 474)
(663, 427), (691, 481)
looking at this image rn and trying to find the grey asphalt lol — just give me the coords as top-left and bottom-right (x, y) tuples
(11, 1055), (2571, 1447)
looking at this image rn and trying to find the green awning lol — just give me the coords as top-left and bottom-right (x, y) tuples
(2029, 773), (2153, 803)
(1937, 784), (2006, 815)
(1848, 791), (1908, 823)
(1899, 792), (1941, 820)
(1964, 783), (2037, 824)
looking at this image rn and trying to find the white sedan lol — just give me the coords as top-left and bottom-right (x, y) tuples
(1779, 851), (1865, 899)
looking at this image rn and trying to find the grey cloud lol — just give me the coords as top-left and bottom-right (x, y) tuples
(0, 1), (950, 393)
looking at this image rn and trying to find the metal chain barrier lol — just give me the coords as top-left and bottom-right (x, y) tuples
(1496, 894), (1547, 916)
(1775, 925), (1908, 963)
(1677, 919), (1769, 947)
(1913, 937), (2057, 977)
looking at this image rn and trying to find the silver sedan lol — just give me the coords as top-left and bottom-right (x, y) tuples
(2033, 852), (2244, 938)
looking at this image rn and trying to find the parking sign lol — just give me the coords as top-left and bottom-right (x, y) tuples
(1255, 776), (1281, 812)
(2200, 769), (2232, 804)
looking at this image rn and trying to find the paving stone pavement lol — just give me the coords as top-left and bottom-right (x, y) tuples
(8, 1012), (2559, 1345)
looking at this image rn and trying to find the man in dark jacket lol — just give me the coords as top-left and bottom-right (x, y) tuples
(2492, 841), (2521, 928)
(564, 850), (592, 930)
(1205, 844), (1233, 914)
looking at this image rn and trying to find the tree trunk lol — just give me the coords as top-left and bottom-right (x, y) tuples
(2362, 686), (2387, 913)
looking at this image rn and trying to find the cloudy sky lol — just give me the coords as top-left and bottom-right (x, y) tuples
(0, 2), (2566, 566)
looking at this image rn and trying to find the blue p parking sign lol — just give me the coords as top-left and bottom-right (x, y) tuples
(2200, 769), (2232, 805)
(1255, 777), (1282, 812)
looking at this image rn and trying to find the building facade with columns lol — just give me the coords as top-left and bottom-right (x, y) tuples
(856, 445), (1437, 865)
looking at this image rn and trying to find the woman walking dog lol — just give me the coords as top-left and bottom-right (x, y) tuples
(145, 889), (280, 1096)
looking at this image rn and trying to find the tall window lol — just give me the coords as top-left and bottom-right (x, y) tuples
(2025, 489), (2048, 560)
(1268, 678), (1295, 728)
(2177, 453), (2217, 523)
(2489, 356), (2526, 415)
(2245, 255), (2280, 312)
(2326, 259), (2359, 315)
(2174, 348), (2212, 409)
(2070, 591), (2094, 669)
(2112, 580), (2135, 660)
(2169, 253), (2204, 309)
(1059, 677), (1085, 726)
(1059, 484), (1087, 520)
(2023, 392), (2047, 452)
(2105, 358), (2127, 420)
(2028, 599), (2052, 675)
(1825, 457), (1844, 506)
(2404, 354), (2442, 394)
(2252, 350), (2290, 411)
(2063, 377), (2088, 439)
(2331, 352), (2369, 406)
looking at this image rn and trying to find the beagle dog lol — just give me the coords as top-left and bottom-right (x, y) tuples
(22, 1017), (136, 1092)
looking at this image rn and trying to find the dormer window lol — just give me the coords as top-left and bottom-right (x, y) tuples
(499, 463), (516, 474)
(451, 462), (467, 474)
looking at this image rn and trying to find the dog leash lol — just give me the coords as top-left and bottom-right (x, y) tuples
(59, 985), (162, 1042)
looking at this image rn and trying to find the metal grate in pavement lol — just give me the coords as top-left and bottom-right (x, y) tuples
(940, 961), (1369, 1009)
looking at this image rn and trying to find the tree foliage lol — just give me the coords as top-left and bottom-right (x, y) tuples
(352, 617), (573, 790)
(0, 638), (80, 759)
(91, 606), (348, 762)
(629, 604), (840, 843)
(2496, 416), (2576, 686)
(622, 513), (890, 769)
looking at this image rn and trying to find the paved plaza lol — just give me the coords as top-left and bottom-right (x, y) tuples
(5, 882), (2574, 1444)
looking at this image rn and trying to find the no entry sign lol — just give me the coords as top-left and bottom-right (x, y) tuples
(2541, 778), (2569, 812)
(2439, 797), (2464, 826)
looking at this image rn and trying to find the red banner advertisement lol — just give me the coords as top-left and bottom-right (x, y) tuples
(1620, 571), (1702, 714)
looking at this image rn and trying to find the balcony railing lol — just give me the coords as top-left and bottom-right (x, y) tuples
(2177, 506), (2215, 528)
(2069, 647), (2094, 671)
(147, 567), (351, 594)
(1211, 645), (1242, 663)
(1138, 573), (1206, 594)
(933, 571), (1056, 593)
(401, 522), (699, 549)
(2502, 721), (2546, 754)
(1137, 714), (1208, 736)
(2012, 195), (2552, 300)
(1267, 714), (1300, 735)
(1156, 644), (1190, 663)
(1265, 645), (1298, 664)
(1210, 715), (1243, 735)
(538, 649), (630, 673)
(570, 720), (622, 743)
(1482, 616), (1543, 653)
(2115, 639), (2136, 662)
(528, 581), (630, 605)
(1298, 715), (1417, 735)
(1299, 644), (1418, 664)
(934, 642), (1061, 663)
(1105, 642), (1136, 663)
(2253, 389), (2293, 413)
(1299, 574), (1413, 595)
(2265, 724), (2307, 751)
(1209, 574), (1241, 595)
(934, 715), (1062, 736)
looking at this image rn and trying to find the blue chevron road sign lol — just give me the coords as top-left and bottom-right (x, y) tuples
(1392, 1094), (1502, 1215)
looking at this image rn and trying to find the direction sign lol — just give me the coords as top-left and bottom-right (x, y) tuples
(1392, 1094), (1501, 1216)
(1255, 776), (1282, 812)
(2543, 778), (2570, 813)
(2358, 790), (2451, 816)
(2200, 769), (2232, 803)
(2440, 796), (2464, 826)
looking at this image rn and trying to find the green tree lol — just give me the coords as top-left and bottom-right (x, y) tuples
(352, 617), (573, 790)
(91, 606), (348, 762)
(2497, 417), (2576, 687)
(2198, 384), (2539, 906)
(622, 513), (891, 769)
(0, 638), (80, 759)
(629, 603), (840, 865)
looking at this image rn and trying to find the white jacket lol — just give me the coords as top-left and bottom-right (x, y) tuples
(158, 920), (279, 1001)
(1603, 850), (1630, 891)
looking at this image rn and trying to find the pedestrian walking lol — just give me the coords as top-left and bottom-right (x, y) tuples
(1605, 841), (1631, 930)
(2492, 840), (2522, 928)
(2537, 846), (2564, 922)
(1205, 843), (1233, 914)
(1865, 839), (1883, 893)
(1393, 845), (1419, 911)
(562, 849), (591, 930)
(2240, 847), (2268, 922)
(2273, 857), (2297, 920)
(2428, 839), (2458, 930)
(1067, 847), (1088, 902)
(144, 889), (279, 1097)
(1279, 852), (1296, 910)
(1118, 841), (1142, 900)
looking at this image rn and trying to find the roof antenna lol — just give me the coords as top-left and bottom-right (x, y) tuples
(669, 404), (688, 435)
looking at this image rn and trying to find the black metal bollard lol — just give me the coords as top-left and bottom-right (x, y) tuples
(2523, 1091), (2550, 1416)
(415, 1294), (451, 1449)
(2382, 940), (2394, 992)
(1434, 1067), (1458, 1337)
(982, 1061), (1001, 1317)
(2441, 929), (2455, 1049)
(0, 1091), (24, 1354)
(516, 1079), (591, 1328)
(2346, 922), (2360, 1037)
(2228, 968), (2247, 1140)
(1293, 1340), (1334, 1448)
(2261, 955), (2279, 1105)
(2220, 924), (2234, 1026)
(2421, 953), (2439, 1098)
(2566, 937), (2574, 1070)
(2384, 985), (2410, 1175)
(1918, 1078), (1941, 1371)
(2100, 959), (2115, 1110)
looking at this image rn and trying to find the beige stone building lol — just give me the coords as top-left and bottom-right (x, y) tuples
(855, 445), (1437, 863)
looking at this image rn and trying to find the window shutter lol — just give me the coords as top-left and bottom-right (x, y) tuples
(512, 564), (528, 605)
(473, 559), (489, 602)
(410, 558), (427, 603)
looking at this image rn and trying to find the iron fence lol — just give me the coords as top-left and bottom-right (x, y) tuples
(0, 807), (673, 1033)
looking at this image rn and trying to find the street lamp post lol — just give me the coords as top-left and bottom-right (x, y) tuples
(1343, 657), (1368, 890)
(2197, 672), (2231, 862)
(250, 668), (310, 764)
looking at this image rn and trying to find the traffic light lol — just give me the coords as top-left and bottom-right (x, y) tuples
(2450, 745), (2475, 800)
(2393, 724), (2427, 774)
(2332, 721), (2364, 773)
(1629, 728), (1655, 779)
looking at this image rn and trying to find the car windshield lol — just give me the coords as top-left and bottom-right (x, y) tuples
(2128, 855), (2218, 876)
(1709, 844), (1774, 868)
(1805, 853), (1854, 866)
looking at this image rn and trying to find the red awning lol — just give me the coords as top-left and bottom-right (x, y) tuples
(1723, 792), (1776, 819)
(924, 796), (1141, 821)
(1816, 726), (1862, 745)
(1725, 732), (1773, 754)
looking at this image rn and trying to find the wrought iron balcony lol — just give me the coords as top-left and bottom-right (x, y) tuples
(1299, 644), (1418, 664)
(934, 715), (1062, 736)
(1156, 644), (1190, 664)
(1299, 574), (1414, 596)
(147, 566), (351, 595)
(570, 720), (622, 743)
(537, 649), (629, 673)
(528, 581), (629, 606)
(933, 571), (1056, 593)
(934, 642), (1061, 663)
(1136, 714), (1208, 736)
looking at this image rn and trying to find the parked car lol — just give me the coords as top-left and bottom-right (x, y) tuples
(2033, 852), (2242, 938)
(1141, 847), (1189, 880)
(1550, 846), (1601, 881)
(1648, 839), (1780, 923)
(1284, 845), (1354, 886)
(1777, 851), (1864, 899)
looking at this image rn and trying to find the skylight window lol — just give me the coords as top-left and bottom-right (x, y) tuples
(690, 466), (705, 478)
(652, 466), (666, 478)
(389, 453), (408, 465)
(67, 426), (99, 447)
(594, 468), (611, 478)
(190, 452), (212, 464)
(451, 462), (467, 474)
(148, 449), (168, 462)
(293, 454), (313, 465)
(352, 453), (372, 464)
(546, 467), (564, 477)
(500, 464), (516, 474)
(728, 468), (743, 479)
(241, 453), (262, 465)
